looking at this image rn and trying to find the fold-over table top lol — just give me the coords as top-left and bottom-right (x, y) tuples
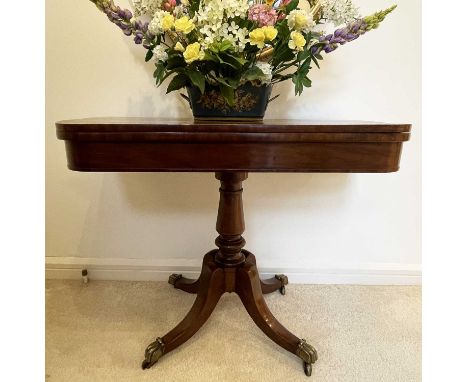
(56, 118), (411, 173)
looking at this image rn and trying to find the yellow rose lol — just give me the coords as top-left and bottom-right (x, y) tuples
(161, 14), (174, 31)
(183, 42), (203, 63)
(249, 28), (266, 48)
(288, 31), (306, 51)
(262, 26), (278, 41)
(174, 42), (185, 52)
(174, 16), (195, 34)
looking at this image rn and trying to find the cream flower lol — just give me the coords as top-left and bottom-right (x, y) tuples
(183, 42), (204, 63)
(149, 10), (172, 35)
(249, 28), (266, 48)
(175, 16), (195, 34)
(161, 14), (174, 30)
(174, 42), (185, 52)
(288, 31), (306, 51)
(287, 9), (315, 32)
(262, 26), (277, 41)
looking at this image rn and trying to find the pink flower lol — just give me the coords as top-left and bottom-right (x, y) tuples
(248, 5), (278, 27)
(163, 0), (177, 11)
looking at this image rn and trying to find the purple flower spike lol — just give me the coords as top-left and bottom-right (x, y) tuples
(345, 33), (358, 41)
(311, 17), (373, 56)
(124, 9), (132, 20)
(91, 0), (163, 52)
(134, 35), (143, 44)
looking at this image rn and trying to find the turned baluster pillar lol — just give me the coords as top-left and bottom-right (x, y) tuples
(214, 172), (248, 267)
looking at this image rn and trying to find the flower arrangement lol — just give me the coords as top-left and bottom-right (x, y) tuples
(89, 0), (396, 107)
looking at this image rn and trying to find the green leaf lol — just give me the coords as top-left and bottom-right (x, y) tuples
(272, 42), (295, 67)
(297, 50), (310, 62)
(145, 49), (154, 62)
(202, 52), (219, 62)
(298, 57), (312, 74)
(215, 53), (243, 70)
(224, 52), (247, 66)
(166, 55), (186, 70)
(285, 0), (299, 14)
(311, 55), (320, 69)
(211, 40), (233, 53)
(272, 73), (294, 82)
(153, 62), (166, 85)
(215, 76), (239, 88)
(187, 71), (205, 93)
(242, 66), (265, 82)
(166, 74), (188, 93)
(219, 84), (235, 106)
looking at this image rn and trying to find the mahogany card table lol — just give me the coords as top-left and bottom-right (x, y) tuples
(56, 118), (410, 377)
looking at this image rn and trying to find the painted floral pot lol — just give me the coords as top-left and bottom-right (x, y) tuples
(186, 83), (273, 120)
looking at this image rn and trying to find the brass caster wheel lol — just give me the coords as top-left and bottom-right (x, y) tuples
(296, 339), (317, 377)
(142, 337), (165, 370)
(275, 274), (288, 296)
(168, 273), (182, 286)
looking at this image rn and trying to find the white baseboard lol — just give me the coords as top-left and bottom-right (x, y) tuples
(45, 256), (421, 285)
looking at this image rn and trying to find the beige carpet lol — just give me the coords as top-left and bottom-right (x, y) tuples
(46, 280), (421, 382)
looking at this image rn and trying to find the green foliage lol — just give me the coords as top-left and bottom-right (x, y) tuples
(88, 0), (398, 105)
(292, 56), (313, 95)
(166, 74), (188, 93)
(242, 66), (265, 82)
(145, 49), (154, 62)
(166, 55), (186, 70)
(186, 70), (205, 93)
(153, 62), (166, 85)
(285, 0), (299, 14)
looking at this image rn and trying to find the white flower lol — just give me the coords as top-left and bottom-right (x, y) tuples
(132, 0), (163, 17)
(153, 45), (168, 62)
(148, 10), (172, 35)
(254, 62), (272, 84)
(173, 5), (188, 18)
(196, 0), (250, 52)
(287, 9), (316, 32)
(321, 0), (360, 26)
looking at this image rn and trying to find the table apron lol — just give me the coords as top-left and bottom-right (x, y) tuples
(64, 141), (403, 173)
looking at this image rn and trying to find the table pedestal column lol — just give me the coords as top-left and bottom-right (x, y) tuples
(142, 172), (318, 377)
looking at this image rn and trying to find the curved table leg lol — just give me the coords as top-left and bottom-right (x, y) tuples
(260, 274), (289, 295)
(168, 274), (199, 294)
(242, 250), (288, 295)
(168, 250), (218, 294)
(235, 253), (318, 376)
(142, 252), (225, 369)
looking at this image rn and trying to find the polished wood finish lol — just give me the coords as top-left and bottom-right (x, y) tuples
(165, 250), (300, 356)
(214, 172), (247, 267)
(56, 118), (410, 173)
(56, 118), (410, 376)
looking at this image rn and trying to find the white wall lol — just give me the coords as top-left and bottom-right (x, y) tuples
(46, 0), (421, 284)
